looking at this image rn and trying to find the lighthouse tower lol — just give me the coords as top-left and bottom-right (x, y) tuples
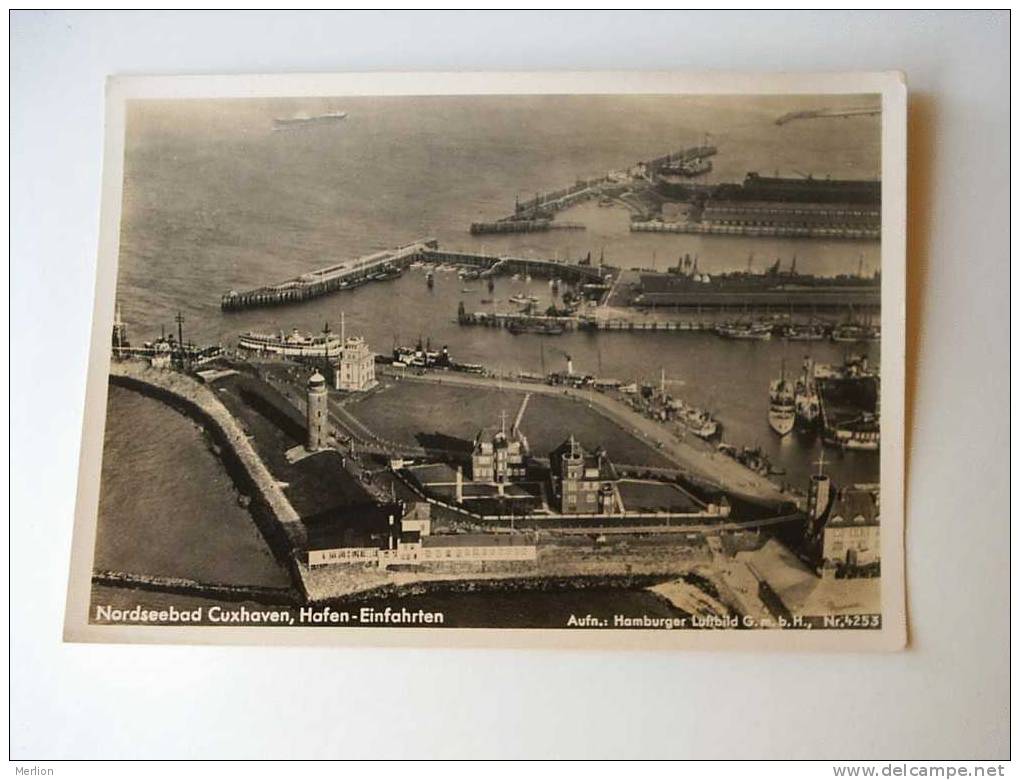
(306, 370), (329, 451)
(805, 452), (832, 540)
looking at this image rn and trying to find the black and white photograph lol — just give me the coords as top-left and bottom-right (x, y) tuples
(63, 72), (906, 648)
(11, 8), (1012, 765)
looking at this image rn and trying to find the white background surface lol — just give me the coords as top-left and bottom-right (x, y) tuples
(9, 10), (1010, 759)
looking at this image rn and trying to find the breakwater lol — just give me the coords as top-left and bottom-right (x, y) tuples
(92, 570), (300, 606)
(512, 176), (608, 218)
(323, 572), (677, 606)
(108, 362), (307, 582)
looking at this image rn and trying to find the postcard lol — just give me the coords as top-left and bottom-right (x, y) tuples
(64, 71), (906, 649)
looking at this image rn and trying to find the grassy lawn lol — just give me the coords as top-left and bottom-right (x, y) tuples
(348, 380), (673, 468)
(519, 394), (673, 468)
(617, 480), (704, 513)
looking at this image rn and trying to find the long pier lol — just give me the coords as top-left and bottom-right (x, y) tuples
(470, 219), (586, 235)
(513, 176), (608, 217)
(221, 239), (614, 311)
(631, 220), (880, 241)
(221, 238), (437, 311)
(456, 311), (721, 334)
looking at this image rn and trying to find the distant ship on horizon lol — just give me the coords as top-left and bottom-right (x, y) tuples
(273, 110), (348, 130)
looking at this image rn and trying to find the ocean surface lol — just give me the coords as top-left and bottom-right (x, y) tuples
(95, 385), (290, 587)
(99, 94), (882, 597)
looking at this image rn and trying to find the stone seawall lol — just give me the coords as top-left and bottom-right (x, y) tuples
(108, 362), (308, 595)
(93, 570), (300, 606)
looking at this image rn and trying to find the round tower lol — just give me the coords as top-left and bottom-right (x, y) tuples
(306, 370), (329, 451)
(808, 474), (831, 520)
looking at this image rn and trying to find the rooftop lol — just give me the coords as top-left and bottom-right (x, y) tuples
(826, 487), (880, 528)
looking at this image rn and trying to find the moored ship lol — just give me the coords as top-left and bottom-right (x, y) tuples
(507, 319), (567, 336)
(669, 401), (720, 439)
(825, 418), (880, 451)
(794, 356), (821, 430)
(238, 326), (343, 357)
(767, 361), (796, 436)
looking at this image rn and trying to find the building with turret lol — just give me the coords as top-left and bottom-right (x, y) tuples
(803, 457), (880, 578)
(816, 486), (880, 577)
(332, 314), (377, 392)
(471, 411), (527, 484)
(549, 435), (620, 514)
(334, 335), (376, 391)
(306, 370), (329, 451)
